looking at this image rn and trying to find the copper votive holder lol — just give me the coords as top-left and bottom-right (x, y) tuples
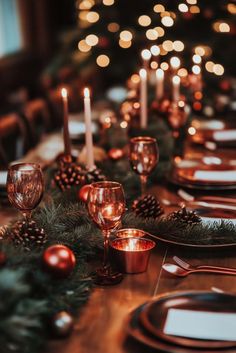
(115, 228), (146, 239)
(110, 237), (156, 274)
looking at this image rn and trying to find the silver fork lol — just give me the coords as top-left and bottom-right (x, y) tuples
(173, 256), (236, 273)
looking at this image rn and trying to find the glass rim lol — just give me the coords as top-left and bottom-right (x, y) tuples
(90, 181), (123, 189)
(130, 136), (157, 144)
(8, 163), (42, 172)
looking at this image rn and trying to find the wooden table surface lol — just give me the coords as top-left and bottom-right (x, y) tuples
(1, 133), (236, 353)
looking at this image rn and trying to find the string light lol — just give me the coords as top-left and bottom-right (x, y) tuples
(141, 49), (151, 60)
(163, 40), (173, 51)
(205, 61), (215, 73)
(213, 64), (224, 76)
(178, 3), (189, 12)
(192, 54), (202, 64)
(103, 0), (114, 5)
(96, 54), (110, 67)
(86, 11), (99, 23)
(85, 34), (99, 46)
(178, 68), (188, 77)
(150, 45), (160, 56)
(170, 56), (181, 69)
(173, 41), (184, 52)
(138, 15), (151, 27)
(154, 27), (165, 37)
(227, 3), (236, 14)
(153, 4), (165, 13)
(192, 65), (201, 75)
(120, 30), (133, 41)
(78, 40), (91, 52)
(107, 22), (120, 32)
(160, 62), (169, 71)
(151, 61), (158, 69)
(161, 16), (174, 27)
(119, 39), (132, 48)
(186, 0), (197, 4)
(146, 29), (158, 40)
(190, 5), (200, 13)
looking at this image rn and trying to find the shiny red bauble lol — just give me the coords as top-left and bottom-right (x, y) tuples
(78, 184), (91, 203)
(43, 245), (76, 278)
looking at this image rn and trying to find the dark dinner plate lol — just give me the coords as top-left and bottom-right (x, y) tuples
(139, 291), (236, 349)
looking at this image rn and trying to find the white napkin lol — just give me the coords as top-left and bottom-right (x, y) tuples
(194, 170), (236, 182)
(213, 130), (236, 142)
(164, 308), (236, 341)
(0, 171), (7, 186)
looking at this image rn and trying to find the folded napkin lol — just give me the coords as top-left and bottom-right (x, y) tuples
(164, 308), (236, 341)
(0, 171), (7, 186)
(194, 170), (236, 182)
(213, 130), (236, 142)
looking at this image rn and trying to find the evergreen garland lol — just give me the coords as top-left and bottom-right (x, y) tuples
(0, 119), (236, 353)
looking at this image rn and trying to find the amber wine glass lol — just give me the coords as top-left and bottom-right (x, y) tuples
(7, 163), (44, 221)
(129, 137), (159, 195)
(87, 181), (125, 285)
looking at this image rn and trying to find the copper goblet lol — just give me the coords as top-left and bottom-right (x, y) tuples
(129, 136), (159, 195)
(87, 181), (125, 285)
(7, 163), (44, 221)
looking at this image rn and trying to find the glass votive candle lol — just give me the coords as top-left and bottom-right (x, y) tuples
(115, 228), (146, 239)
(110, 237), (156, 274)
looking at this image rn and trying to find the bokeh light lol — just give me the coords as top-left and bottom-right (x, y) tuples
(161, 16), (174, 27)
(153, 4), (165, 13)
(150, 45), (160, 56)
(138, 15), (151, 27)
(173, 40), (185, 52)
(120, 30), (133, 41)
(146, 29), (158, 40)
(86, 11), (99, 23)
(96, 54), (110, 67)
(107, 22), (120, 32)
(85, 34), (99, 46)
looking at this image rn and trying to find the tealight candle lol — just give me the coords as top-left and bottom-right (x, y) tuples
(110, 237), (155, 273)
(61, 88), (71, 156)
(83, 88), (95, 170)
(139, 68), (147, 129)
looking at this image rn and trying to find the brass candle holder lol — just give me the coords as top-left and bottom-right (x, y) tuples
(110, 237), (155, 274)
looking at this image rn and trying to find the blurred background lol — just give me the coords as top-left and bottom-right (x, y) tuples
(0, 0), (235, 165)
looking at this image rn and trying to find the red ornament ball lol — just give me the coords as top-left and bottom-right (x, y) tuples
(78, 184), (91, 203)
(43, 245), (76, 278)
(108, 148), (124, 161)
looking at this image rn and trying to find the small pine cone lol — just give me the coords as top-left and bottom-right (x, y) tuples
(168, 206), (201, 226)
(10, 220), (47, 251)
(54, 163), (85, 191)
(132, 194), (164, 219)
(85, 167), (106, 184)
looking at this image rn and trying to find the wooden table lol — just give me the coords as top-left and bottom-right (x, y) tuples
(1, 133), (236, 353)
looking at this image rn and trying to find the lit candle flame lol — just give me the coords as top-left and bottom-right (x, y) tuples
(156, 68), (164, 79)
(84, 87), (90, 98)
(139, 68), (147, 79)
(61, 88), (68, 99)
(172, 75), (180, 84)
(141, 49), (151, 61)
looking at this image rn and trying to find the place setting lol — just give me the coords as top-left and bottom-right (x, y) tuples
(126, 290), (236, 353)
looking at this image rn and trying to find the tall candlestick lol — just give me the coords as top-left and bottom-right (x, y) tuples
(139, 69), (147, 129)
(83, 88), (94, 169)
(61, 88), (71, 156)
(156, 69), (164, 101)
(172, 75), (180, 103)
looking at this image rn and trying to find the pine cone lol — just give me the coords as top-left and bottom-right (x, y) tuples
(85, 167), (106, 184)
(168, 206), (201, 226)
(132, 194), (164, 219)
(54, 163), (85, 191)
(10, 220), (47, 251)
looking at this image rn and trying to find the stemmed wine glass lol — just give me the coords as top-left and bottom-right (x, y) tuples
(7, 163), (44, 222)
(87, 181), (125, 285)
(129, 137), (159, 195)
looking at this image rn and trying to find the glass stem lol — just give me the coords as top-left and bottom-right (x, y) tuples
(103, 230), (110, 269)
(140, 175), (148, 196)
(22, 210), (32, 222)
